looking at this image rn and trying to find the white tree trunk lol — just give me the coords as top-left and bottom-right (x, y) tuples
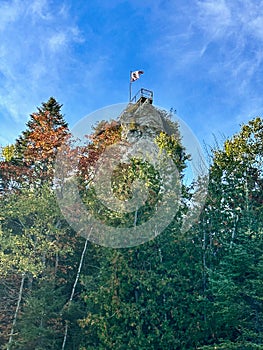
(7, 273), (25, 350)
(61, 237), (89, 350)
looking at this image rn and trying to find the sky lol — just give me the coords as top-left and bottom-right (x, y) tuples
(0, 0), (263, 151)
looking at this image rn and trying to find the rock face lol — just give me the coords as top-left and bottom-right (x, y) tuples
(119, 100), (178, 143)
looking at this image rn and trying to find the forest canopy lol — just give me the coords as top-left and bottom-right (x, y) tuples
(0, 97), (262, 350)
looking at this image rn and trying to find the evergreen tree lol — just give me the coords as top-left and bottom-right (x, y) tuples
(0, 97), (69, 193)
(1, 96), (262, 349)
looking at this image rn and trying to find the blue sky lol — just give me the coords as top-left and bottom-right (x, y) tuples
(0, 0), (263, 150)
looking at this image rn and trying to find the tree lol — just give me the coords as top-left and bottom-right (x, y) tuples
(0, 97), (69, 194)
(76, 109), (205, 349)
(0, 184), (75, 349)
(1, 95), (262, 349)
(195, 117), (263, 349)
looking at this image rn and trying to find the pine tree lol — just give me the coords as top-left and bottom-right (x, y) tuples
(0, 97), (69, 193)
(16, 97), (69, 184)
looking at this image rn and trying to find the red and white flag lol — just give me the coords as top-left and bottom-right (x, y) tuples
(130, 70), (144, 82)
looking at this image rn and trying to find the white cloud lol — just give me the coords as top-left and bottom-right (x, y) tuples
(48, 27), (84, 52)
(142, 0), (263, 145)
(249, 16), (263, 41)
(48, 32), (67, 51)
(0, 0), (107, 145)
(0, 0), (84, 124)
(155, 0), (263, 84)
(0, 0), (20, 31)
(28, 0), (53, 20)
(196, 0), (232, 37)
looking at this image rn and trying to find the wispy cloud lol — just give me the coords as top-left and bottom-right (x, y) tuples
(195, 1), (263, 75)
(48, 32), (68, 51)
(153, 0), (263, 73)
(28, 0), (53, 20)
(0, 0), (91, 146)
(196, 0), (231, 37)
(1, 0), (262, 148)
(0, 0), (20, 31)
(137, 0), (263, 145)
(48, 27), (84, 52)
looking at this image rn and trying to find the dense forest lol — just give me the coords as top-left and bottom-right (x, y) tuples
(0, 97), (262, 349)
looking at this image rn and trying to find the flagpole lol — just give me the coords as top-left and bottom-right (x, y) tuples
(129, 70), (132, 102)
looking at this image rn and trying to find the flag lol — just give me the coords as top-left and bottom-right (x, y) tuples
(130, 70), (144, 82)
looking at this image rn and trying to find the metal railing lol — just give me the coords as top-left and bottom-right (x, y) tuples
(130, 88), (153, 103)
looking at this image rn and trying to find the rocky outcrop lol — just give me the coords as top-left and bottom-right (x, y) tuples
(119, 100), (178, 143)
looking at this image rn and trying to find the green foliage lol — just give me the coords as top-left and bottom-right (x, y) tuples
(0, 97), (262, 350)
(194, 117), (263, 348)
(1, 145), (15, 162)
(0, 98), (69, 196)
(79, 236), (205, 350)
(81, 157), (161, 228)
(14, 281), (65, 350)
(77, 117), (201, 349)
(155, 131), (190, 172)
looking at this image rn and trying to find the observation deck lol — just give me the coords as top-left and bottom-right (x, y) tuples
(130, 88), (153, 105)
